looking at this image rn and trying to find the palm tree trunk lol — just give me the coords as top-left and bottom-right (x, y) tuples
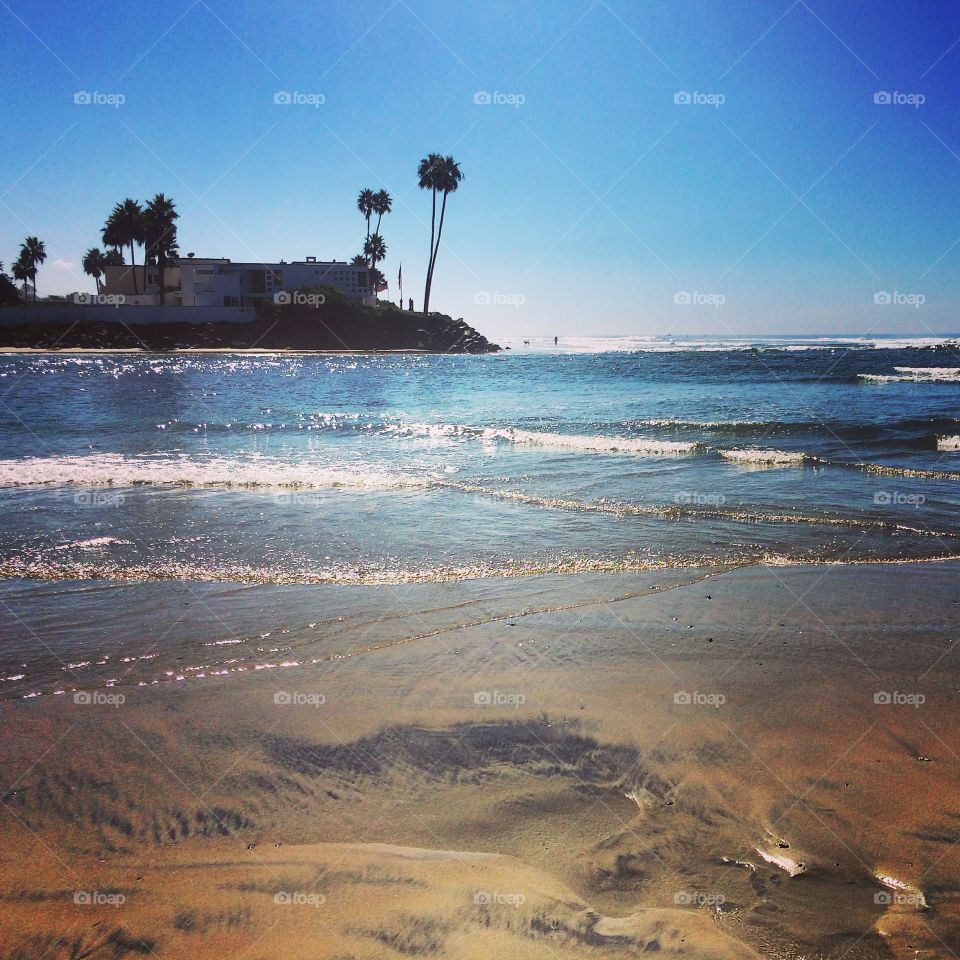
(430, 190), (449, 280)
(371, 215), (382, 267)
(424, 190), (449, 314)
(129, 243), (139, 295)
(423, 188), (437, 314)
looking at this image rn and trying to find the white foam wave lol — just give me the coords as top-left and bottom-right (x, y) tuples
(631, 418), (771, 430)
(385, 423), (701, 455)
(896, 366), (960, 378)
(0, 454), (426, 491)
(55, 537), (131, 550)
(382, 422), (480, 441)
(502, 336), (960, 354)
(721, 449), (807, 465)
(861, 367), (960, 383)
(938, 435), (960, 451)
(495, 428), (700, 455)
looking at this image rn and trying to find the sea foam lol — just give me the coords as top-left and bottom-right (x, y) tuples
(386, 423), (701, 455)
(493, 428), (700, 455)
(0, 454), (425, 491)
(720, 449), (807, 465)
(860, 367), (960, 383)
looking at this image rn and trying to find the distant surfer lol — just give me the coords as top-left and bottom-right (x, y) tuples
(554, 336), (558, 346)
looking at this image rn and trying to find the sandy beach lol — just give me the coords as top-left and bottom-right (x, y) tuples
(2, 560), (958, 958)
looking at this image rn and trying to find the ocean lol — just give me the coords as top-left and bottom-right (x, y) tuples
(3, 336), (960, 579)
(1, 336), (959, 698)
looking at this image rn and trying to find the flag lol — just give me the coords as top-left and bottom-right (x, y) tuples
(398, 264), (402, 285)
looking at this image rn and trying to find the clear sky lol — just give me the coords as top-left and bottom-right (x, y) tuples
(1, 0), (959, 339)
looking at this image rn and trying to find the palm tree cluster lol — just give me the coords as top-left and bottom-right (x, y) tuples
(418, 154), (463, 315)
(4, 162), (467, 312)
(356, 188), (392, 289)
(7, 236), (47, 301)
(0, 262), (21, 306)
(89, 194), (179, 302)
(356, 155), (464, 312)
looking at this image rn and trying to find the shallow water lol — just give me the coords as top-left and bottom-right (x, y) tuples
(1, 340), (960, 589)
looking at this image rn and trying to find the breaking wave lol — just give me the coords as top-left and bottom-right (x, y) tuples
(502, 336), (960, 354)
(720, 448), (807, 466)
(3, 442), (960, 495)
(860, 367), (960, 383)
(0, 454), (428, 491)
(384, 423), (702, 454)
(491, 428), (700, 455)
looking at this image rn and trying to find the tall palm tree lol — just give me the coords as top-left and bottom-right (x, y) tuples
(363, 233), (387, 271)
(82, 247), (106, 293)
(350, 254), (367, 266)
(101, 216), (125, 261)
(357, 189), (375, 246)
(417, 153), (443, 314)
(372, 189), (392, 236)
(143, 194), (179, 304)
(20, 237), (46, 301)
(150, 230), (179, 305)
(121, 198), (146, 291)
(104, 199), (145, 293)
(420, 155), (463, 315)
(11, 253), (30, 300)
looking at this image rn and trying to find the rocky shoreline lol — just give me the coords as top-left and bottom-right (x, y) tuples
(0, 291), (500, 353)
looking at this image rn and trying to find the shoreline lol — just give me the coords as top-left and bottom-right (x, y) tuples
(2, 552), (960, 593)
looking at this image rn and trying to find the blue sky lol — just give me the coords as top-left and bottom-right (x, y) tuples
(1, 0), (959, 338)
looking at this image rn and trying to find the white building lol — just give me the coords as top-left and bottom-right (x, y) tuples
(102, 256), (375, 306)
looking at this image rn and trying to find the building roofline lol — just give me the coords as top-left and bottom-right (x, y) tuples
(170, 258), (361, 268)
(173, 258), (232, 265)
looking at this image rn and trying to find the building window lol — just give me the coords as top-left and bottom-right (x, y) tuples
(223, 296), (239, 307)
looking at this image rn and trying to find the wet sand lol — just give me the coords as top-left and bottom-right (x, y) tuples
(2, 561), (959, 958)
